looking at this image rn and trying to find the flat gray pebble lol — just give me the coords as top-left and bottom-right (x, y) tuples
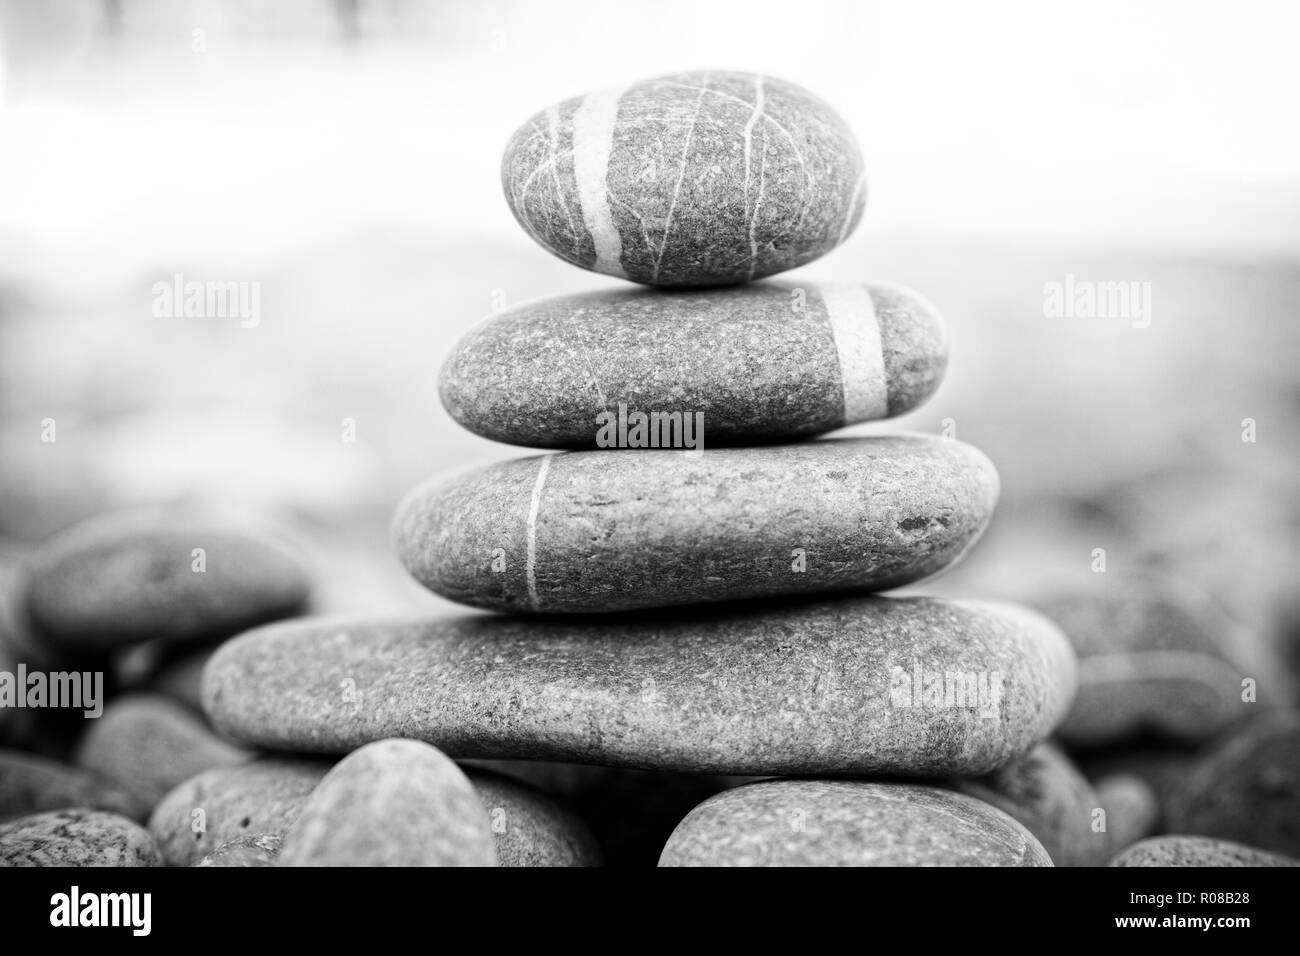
(202, 597), (1075, 776)
(24, 509), (311, 650)
(440, 281), (945, 448)
(394, 435), (998, 614)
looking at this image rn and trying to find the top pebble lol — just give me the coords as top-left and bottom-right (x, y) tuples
(502, 70), (866, 287)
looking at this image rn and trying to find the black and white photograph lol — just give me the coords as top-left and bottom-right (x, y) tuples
(0, 0), (1296, 924)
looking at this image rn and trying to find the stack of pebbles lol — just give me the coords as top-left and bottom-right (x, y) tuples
(3, 72), (1292, 869)
(196, 71), (1091, 868)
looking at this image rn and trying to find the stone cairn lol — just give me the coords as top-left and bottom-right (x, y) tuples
(5, 71), (1294, 869)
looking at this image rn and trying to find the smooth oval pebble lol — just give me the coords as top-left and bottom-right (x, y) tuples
(149, 757), (332, 866)
(24, 509), (311, 649)
(1036, 577), (1249, 745)
(464, 768), (599, 867)
(440, 281), (945, 449)
(659, 780), (1052, 866)
(1167, 711), (1300, 857)
(952, 742), (1104, 867)
(195, 833), (283, 867)
(279, 739), (495, 867)
(1094, 773), (1159, 855)
(0, 809), (160, 866)
(203, 597), (1075, 776)
(74, 694), (249, 817)
(394, 436), (998, 614)
(0, 748), (138, 823)
(502, 70), (865, 287)
(1108, 835), (1299, 867)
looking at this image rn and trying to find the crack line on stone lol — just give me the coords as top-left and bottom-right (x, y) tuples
(659, 78), (816, 241)
(653, 72), (711, 283)
(525, 455), (552, 610)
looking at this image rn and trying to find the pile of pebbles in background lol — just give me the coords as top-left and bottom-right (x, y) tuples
(2, 71), (1296, 868)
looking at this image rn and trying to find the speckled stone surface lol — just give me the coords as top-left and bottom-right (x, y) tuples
(952, 742), (1103, 867)
(1035, 579), (1248, 745)
(148, 757), (331, 866)
(24, 510), (311, 649)
(1108, 835), (1299, 867)
(464, 768), (599, 867)
(1167, 711), (1300, 857)
(394, 436), (998, 614)
(279, 739), (495, 867)
(502, 70), (865, 287)
(202, 597), (1075, 775)
(440, 282), (946, 449)
(1094, 773), (1159, 855)
(659, 780), (1052, 866)
(195, 833), (283, 867)
(0, 809), (160, 866)
(0, 748), (138, 823)
(74, 694), (249, 817)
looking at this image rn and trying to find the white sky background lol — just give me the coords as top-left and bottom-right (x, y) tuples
(0, 0), (1298, 295)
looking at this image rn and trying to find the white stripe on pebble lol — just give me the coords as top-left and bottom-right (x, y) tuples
(572, 87), (628, 279)
(525, 455), (551, 610)
(821, 282), (888, 424)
